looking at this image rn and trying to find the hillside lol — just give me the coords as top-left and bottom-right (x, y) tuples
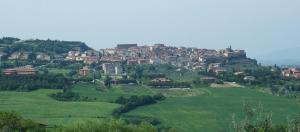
(0, 37), (91, 57)
(0, 84), (298, 131)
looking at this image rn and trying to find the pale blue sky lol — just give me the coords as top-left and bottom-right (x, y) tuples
(0, 0), (299, 59)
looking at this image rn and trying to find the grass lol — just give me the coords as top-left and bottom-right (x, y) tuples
(72, 83), (155, 102)
(0, 84), (299, 131)
(0, 89), (119, 126)
(47, 68), (71, 75)
(126, 87), (300, 132)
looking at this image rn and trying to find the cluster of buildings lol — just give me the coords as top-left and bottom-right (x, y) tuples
(8, 52), (51, 61)
(282, 68), (300, 78)
(98, 44), (247, 75)
(65, 50), (100, 64)
(3, 44), (250, 77)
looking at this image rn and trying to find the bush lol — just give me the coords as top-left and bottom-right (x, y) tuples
(58, 119), (157, 132)
(49, 90), (80, 101)
(113, 94), (166, 116)
(0, 111), (45, 131)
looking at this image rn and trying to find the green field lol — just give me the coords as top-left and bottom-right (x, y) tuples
(47, 68), (71, 75)
(0, 89), (119, 126)
(0, 84), (299, 131)
(126, 88), (300, 132)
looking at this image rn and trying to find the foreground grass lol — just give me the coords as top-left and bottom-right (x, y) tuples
(1, 84), (299, 131)
(72, 84), (155, 102)
(0, 89), (119, 126)
(126, 87), (300, 132)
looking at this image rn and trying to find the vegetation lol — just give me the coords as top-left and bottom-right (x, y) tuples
(126, 87), (299, 132)
(216, 66), (300, 98)
(232, 102), (300, 132)
(104, 75), (112, 88)
(2, 37), (300, 132)
(0, 111), (45, 132)
(148, 82), (191, 88)
(113, 94), (166, 116)
(49, 86), (97, 101)
(0, 74), (70, 91)
(1, 38), (90, 57)
(58, 119), (158, 132)
(0, 89), (119, 126)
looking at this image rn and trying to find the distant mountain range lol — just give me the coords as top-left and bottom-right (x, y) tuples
(256, 47), (300, 65)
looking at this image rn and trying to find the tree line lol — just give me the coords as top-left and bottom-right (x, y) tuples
(112, 94), (166, 116)
(0, 74), (70, 91)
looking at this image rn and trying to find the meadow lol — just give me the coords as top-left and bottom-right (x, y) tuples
(0, 89), (119, 126)
(126, 87), (300, 132)
(0, 84), (299, 131)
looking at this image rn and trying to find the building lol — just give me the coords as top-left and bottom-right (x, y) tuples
(79, 66), (90, 76)
(151, 78), (171, 83)
(84, 56), (100, 64)
(200, 77), (217, 83)
(138, 59), (150, 64)
(102, 63), (115, 75)
(244, 76), (256, 81)
(282, 68), (300, 78)
(3, 69), (17, 75)
(117, 44), (138, 49)
(220, 46), (246, 58)
(127, 60), (138, 65)
(36, 53), (51, 61)
(114, 63), (123, 75)
(8, 52), (30, 60)
(3, 65), (37, 75)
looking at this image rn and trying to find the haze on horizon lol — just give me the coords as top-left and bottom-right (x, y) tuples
(0, 0), (299, 61)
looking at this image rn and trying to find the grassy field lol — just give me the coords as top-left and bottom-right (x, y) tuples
(126, 87), (300, 132)
(72, 83), (155, 102)
(0, 84), (299, 131)
(0, 89), (119, 126)
(47, 68), (71, 75)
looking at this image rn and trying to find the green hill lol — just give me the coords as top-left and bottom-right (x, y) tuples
(0, 37), (91, 57)
(126, 87), (300, 132)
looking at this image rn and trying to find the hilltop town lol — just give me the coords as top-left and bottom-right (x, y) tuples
(66, 44), (255, 75)
(1, 37), (300, 132)
(0, 37), (256, 75)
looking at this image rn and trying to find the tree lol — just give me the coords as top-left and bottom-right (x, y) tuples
(104, 75), (112, 88)
(68, 70), (77, 77)
(0, 111), (44, 131)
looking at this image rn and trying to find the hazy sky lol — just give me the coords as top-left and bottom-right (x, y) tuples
(0, 0), (299, 58)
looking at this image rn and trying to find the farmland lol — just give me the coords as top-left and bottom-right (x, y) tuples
(0, 84), (299, 131)
(0, 89), (119, 126)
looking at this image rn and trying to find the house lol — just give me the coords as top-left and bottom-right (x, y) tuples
(3, 69), (17, 75)
(127, 60), (138, 65)
(65, 51), (80, 60)
(8, 52), (30, 60)
(282, 68), (300, 78)
(84, 56), (100, 64)
(200, 77), (217, 83)
(36, 53), (51, 61)
(79, 66), (90, 76)
(244, 76), (256, 81)
(234, 72), (244, 75)
(151, 78), (171, 83)
(3, 65), (37, 75)
(114, 64), (123, 75)
(138, 59), (150, 64)
(102, 63), (115, 75)
(214, 68), (227, 75)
